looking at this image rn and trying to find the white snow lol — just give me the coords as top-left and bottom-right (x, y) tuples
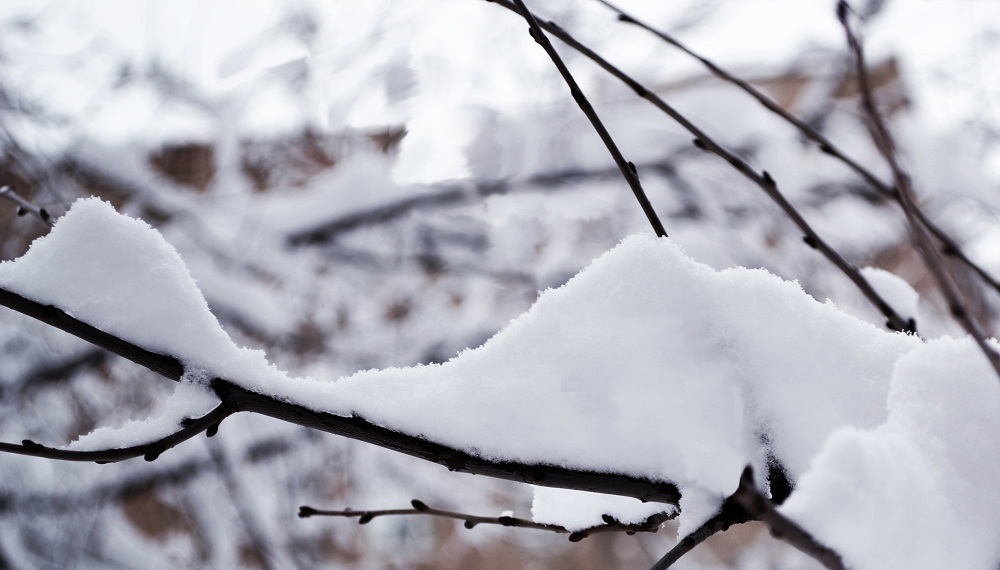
(531, 486), (674, 532)
(2, 199), (998, 569)
(781, 337), (1000, 570)
(860, 266), (920, 326)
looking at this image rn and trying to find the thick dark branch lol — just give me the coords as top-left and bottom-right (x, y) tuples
(0, 284), (681, 505)
(506, 0), (667, 238)
(0, 288), (185, 380)
(732, 467), (846, 570)
(486, 0), (913, 333)
(839, 2), (1000, 376)
(649, 458), (794, 569)
(287, 159), (679, 246)
(0, 400), (232, 463)
(648, 497), (753, 570)
(215, 380), (681, 504)
(598, 0), (1000, 298)
(299, 498), (673, 542)
(0, 185), (52, 227)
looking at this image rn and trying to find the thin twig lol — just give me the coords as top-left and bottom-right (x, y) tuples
(299, 498), (674, 542)
(0, 185), (52, 227)
(287, 157), (682, 246)
(506, 0), (667, 238)
(0, 401), (233, 463)
(596, 0), (1000, 297)
(485, 0), (914, 333)
(838, 1), (1000, 377)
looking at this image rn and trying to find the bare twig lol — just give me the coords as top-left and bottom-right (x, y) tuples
(299, 498), (674, 542)
(506, 0), (667, 238)
(838, 1), (1000, 377)
(485, 0), (914, 333)
(0, 401), (233, 463)
(596, 0), (1000, 298)
(0, 185), (52, 227)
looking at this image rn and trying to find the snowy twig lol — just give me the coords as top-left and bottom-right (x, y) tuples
(0, 400), (233, 463)
(838, 2), (1000, 376)
(597, 0), (1000, 298)
(0, 284), (682, 505)
(731, 467), (846, 570)
(485, 0), (915, 334)
(0, 185), (52, 227)
(505, 0), (668, 238)
(299, 498), (673, 542)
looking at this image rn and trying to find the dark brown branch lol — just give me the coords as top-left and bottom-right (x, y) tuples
(0, 284), (681, 505)
(506, 0), (667, 238)
(731, 467), (846, 570)
(597, 0), (1000, 298)
(0, 400), (233, 463)
(0, 185), (52, 227)
(0, 287), (185, 381)
(648, 497), (753, 570)
(486, 0), (914, 333)
(839, 2), (1000, 376)
(299, 498), (674, 542)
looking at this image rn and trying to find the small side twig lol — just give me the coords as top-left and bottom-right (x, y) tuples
(0, 400), (233, 463)
(506, 0), (667, 238)
(299, 498), (674, 542)
(839, 1), (1000, 377)
(0, 185), (52, 227)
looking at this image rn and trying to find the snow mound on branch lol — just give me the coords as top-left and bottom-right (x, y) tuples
(0, 197), (290, 386)
(13, 198), (1000, 566)
(782, 337), (1000, 570)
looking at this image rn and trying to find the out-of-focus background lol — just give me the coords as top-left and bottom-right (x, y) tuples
(0, 0), (998, 568)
